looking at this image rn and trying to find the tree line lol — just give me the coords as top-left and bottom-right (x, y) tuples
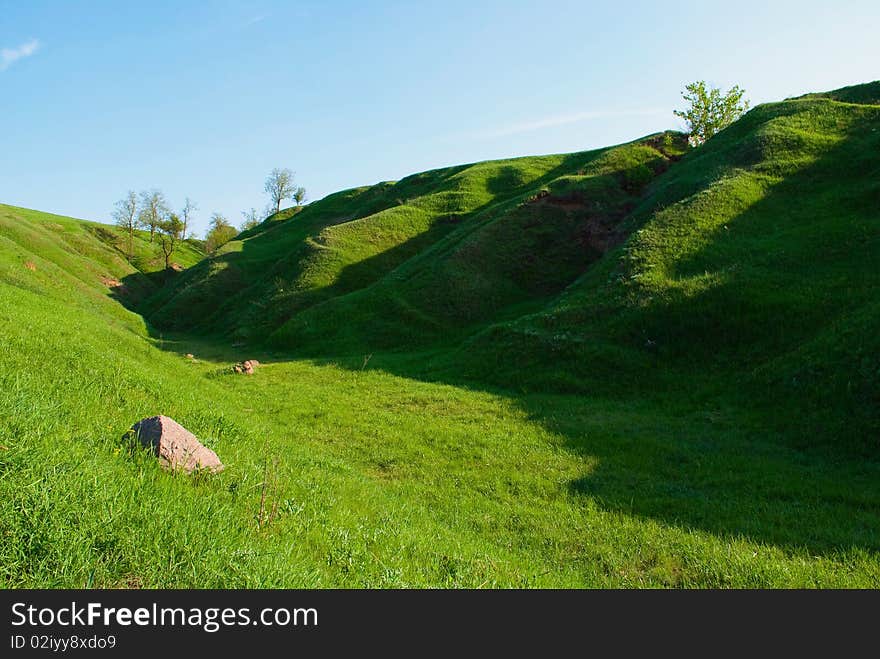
(111, 168), (306, 268)
(111, 190), (195, 268)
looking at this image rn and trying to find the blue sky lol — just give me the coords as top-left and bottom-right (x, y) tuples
(2, 0), (878, 237)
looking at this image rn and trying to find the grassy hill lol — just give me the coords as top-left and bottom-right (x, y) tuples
(456, 88), (880, 448)
(145, 83), (879, 449)
(1, 82), (879, 588)
(0, 204), (205, 307)
(144, 133), (688, 343)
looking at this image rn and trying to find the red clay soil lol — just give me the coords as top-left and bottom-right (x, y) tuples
(529, 192), (628, 255)
(100, 275), (129, 296)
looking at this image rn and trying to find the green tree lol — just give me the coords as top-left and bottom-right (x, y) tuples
(674, 81), (749, 146)
(293, 186), (307, 207)
(112, 190), (138, 257)
(156, 213), (184, 270)
(205, 212), (238, 253)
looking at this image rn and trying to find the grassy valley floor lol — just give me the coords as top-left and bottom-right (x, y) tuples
(2, 311), (879, 587)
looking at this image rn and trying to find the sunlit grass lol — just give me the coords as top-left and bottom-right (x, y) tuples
(1, 82), (879, 587)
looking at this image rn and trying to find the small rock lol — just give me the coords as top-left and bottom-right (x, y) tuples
(233, 359), (259, 374)
(126, 415), (223, 474)
(185, 353), (195, 360)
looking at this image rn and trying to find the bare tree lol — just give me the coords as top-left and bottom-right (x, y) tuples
(240, 207), (261, 230)
(264, 168), (295, 214)
(181, 197), (198, 240)
(112, 190), (138, 257)
(156, 214), (184, 270)
(293, 186), (307, 207)
(138, 189), (170, 243)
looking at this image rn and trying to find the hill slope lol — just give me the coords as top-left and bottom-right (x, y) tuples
(0, 204), (205, 307)
(4, 202), (880, 589)
(145, 81), (880, 448)
(457, 86), (880, 446)
(143, 133), (687, 340)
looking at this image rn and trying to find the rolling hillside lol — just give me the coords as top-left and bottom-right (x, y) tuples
(143, 132), (688, 341)
(144, 81), (880, 448)
(1, 81), (879, 588)
(0, 204), (205, 308)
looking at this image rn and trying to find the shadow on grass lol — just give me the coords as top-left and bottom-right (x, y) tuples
(115, 145), (614, 338)
(521, 393), (880, 555)
(114, 123), (880, 557)
(108, 267), (181, 310)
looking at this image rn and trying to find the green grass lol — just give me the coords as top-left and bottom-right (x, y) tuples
(2, 297), (879, 587)
(0, 204), (205, 307)
(455, 92), (880, 448)
(1, 81), (879, 588)
(144, 132), (687, 342)
(94, 225), (205, 277)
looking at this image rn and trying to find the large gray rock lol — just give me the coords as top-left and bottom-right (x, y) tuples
(128, 416), (224, 474)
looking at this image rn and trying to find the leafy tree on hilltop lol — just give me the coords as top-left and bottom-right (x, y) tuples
(157, 213), (184, 270)
(112, 190), (138, 257)
(293, 186), (307, 207)
(674, 81), (749, 146)
(205, 212), (238, 253)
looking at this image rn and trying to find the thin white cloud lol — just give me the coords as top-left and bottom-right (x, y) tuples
(480, 107), (667, 139)
(0, 39), (41, 71)
(244, 14), (268, 26)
